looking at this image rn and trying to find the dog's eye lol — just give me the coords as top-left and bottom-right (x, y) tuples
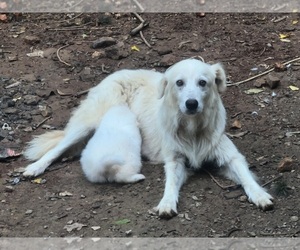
(176, 80), (184, 87)
(198, 80), (207, 87)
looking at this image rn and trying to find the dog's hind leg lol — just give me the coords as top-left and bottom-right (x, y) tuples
(155, 156), (188, 218)
(23, 123), (94, 177)
(112, 163), (145, 183)
(216, 135), (273, 211)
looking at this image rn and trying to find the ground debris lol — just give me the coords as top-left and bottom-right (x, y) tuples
(59, 191), (73, 197)
(231, 120), (242, 129)
(64, 222), (87, 232)
(277, 157), (295, 172)
(24, 35), (40, 45)
(266, 74), (280, 89)
(226, 131), (249, 139)
(0, 147), (22, 160)
(91, 37), (117, 49)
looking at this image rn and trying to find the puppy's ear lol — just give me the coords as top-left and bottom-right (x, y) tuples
(158, 77), (168, 99)
(211, 63), (227, 93)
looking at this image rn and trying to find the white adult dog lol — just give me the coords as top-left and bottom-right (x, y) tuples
(23, 58), (273, 218)
(80, 105), (145, 183)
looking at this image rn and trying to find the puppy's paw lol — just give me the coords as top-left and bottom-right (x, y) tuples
(23, 162), (45, 177)
(131, 174), (146, 183)
(247, 187), (274, 211)
(154, 197), (178, 219)
(116, 174), (145, 183)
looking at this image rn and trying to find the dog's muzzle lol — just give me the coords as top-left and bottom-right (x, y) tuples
(185, 99), (198, 114)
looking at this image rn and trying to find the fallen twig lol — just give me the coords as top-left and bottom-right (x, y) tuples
(47, 164), (68, 173)
(75, 89), (90, 97)
(226, 131), (249, 139)
(228, 56), (300, 87)
(48, 27), (102, 32)
(57, 44), (72, 67)
(262, 175), (283, 187)
(57, 89), (72, 96)
(140, 30), (152, 48)
(178, 40), (192, 49)
(273, 16), (287, 23)
(191, 55), (205, 62)
(34, 117), (52, 129)
(203, 169), (239, 190)
(130, 13), (151, 48)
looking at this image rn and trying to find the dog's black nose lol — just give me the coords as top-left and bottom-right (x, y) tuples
(185, 99), (198, 111)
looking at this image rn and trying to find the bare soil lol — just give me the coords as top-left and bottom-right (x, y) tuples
(0, 13), (299, 237)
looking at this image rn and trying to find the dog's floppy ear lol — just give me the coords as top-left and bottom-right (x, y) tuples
(211, 63), (227, 93)
(158, 77), (168, 99)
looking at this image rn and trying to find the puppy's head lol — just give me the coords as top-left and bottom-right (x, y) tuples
(158, 59), (226, 116)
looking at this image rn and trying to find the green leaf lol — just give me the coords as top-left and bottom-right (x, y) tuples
(115, 219), (131, 225)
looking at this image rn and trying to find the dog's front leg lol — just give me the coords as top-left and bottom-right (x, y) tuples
(155, 157), (188, 218)
(218, 135), (273, 210)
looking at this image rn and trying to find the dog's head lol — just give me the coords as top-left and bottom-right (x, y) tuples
(158, 59), (226, 116)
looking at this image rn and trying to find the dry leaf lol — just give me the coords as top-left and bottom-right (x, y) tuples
(289, 85), (299, 91)
(279, 33), (290, 39)
(292, 20), (299, 25)
(274, 62), (286, 72)
(244, 88), (264, 95)
(131, 45), (140, 52)
(31, 178), (46, 184)
(231, 120), (242, 129)
(0, 14), (7, 21)
(277, 157), (294, 173)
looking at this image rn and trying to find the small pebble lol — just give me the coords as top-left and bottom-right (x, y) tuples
(195, 202), (202, 207)
(25, 209), (33, 215)
(5, 185), (14, 193)
(192, 195), (198, 201)
(239, 195), (248, 202)
(290, 216), (299, 222)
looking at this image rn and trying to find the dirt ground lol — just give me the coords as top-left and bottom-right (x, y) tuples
(0, 13), (299, 238)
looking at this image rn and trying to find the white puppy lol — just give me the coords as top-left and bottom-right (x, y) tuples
(80, 105), (145, 183)
(23, 59), (273, 218)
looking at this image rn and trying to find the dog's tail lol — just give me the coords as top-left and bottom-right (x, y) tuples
(23, 130), (65, 161)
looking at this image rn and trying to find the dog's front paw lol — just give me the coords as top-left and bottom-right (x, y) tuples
(247, 187), (274, 211)
(154, 197), (178, 219)
(23, 162), (45, 177)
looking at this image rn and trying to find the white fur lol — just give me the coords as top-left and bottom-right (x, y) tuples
(23, 59), (273, 217)
(80, 105), (145, 183)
